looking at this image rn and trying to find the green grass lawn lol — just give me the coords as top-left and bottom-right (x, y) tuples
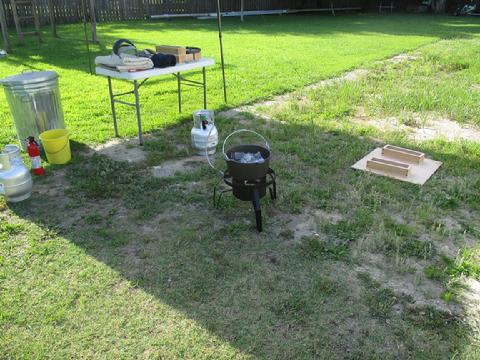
(2, 14), (480, 360)
(0, 14), (480, 145)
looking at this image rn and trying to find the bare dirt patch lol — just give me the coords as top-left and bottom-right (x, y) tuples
(353, 109), (480, 142)
(92, 137), (147, 163)
(219, 68), (371, 122)
(28, 167), (132, 231)
(121, 242), (142, 266)
(33, 168), (68, 198)
(388, 54), (419, 64)
(355, 253), (458, 314)
(275, 210), (344, 242)
(460, 278), (480, 340)
(137, 210), (185, 237)
(220, 51), (478, 145)
(272, 205), (461, 315)
(412, 118), (480, 142)
(258, 69), (368, 113)
(151, 156), (205, 178)
(261, 251), (281, 265)
(219, 52), (419, 124)
(463, 278), (480, 306)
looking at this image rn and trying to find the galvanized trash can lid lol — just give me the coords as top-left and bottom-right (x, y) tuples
(0, 71), (58, 88)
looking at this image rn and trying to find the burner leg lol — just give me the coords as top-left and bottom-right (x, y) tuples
(268, 171), (277, 200)
(252, 188), (263, 232)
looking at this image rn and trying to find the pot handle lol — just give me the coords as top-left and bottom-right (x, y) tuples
(205, 124), (224, 176)
(222, 129), (270, 160)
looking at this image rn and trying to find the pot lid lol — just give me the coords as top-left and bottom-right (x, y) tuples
(0, 71), (57, 86)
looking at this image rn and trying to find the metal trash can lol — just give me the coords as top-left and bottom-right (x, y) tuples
(1, 71), (65, 150)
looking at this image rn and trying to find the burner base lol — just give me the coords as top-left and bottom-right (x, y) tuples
(213, 169), (277, 232)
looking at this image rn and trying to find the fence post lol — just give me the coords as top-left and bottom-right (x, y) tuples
(241, 0), (244, 21)
(143, 0), (150, 19)
(0, 1), (10, 52)
(47, 0), (57, 37)
(121, 0), (127, 20)
(89, 0), (97, 43)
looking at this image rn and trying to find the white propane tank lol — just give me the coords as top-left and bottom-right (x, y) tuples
(191, 110), (218, 155)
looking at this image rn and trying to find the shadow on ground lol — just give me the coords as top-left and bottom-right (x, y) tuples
(9, 112), (480, 358)
(4, 14), (480, 76)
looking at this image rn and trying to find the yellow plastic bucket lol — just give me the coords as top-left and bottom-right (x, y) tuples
(39, 129), (71, 164)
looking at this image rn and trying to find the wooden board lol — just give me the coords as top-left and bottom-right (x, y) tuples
(382, 145), (425, 164)
(352, 148), (442, 185)
(367, 157), (411, 177)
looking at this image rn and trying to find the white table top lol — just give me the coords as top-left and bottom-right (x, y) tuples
(95, 57), (215, 81)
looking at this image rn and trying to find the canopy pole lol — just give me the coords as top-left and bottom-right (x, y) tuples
(81, 0), (92, 74)
(216, 0), (227, 103)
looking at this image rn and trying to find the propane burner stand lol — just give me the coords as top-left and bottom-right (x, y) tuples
(213, 168), (277, 232)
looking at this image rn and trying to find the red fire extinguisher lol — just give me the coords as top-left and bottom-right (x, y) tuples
(27, 136), (45, 176)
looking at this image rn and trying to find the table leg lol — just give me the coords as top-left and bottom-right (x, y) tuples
(177, 72), (182, 113)
(203, 67), (207, 109)
(107, 77), (119, 137)
(133, 80), (143, 146)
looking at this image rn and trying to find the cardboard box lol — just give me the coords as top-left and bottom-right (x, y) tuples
(174, 53), (187, 64)
(156, 45), (186, 56)
(156, 45), (202, 63)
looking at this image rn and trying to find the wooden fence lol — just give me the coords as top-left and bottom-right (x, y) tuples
(0, 0), (449, 26)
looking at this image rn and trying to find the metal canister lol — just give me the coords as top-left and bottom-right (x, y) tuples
(0, 149), (32, 203)
(1, 71), (65, 150)
(4, 144), (22, 165)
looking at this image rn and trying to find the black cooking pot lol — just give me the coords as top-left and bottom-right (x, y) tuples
(223, 130), (271, 181)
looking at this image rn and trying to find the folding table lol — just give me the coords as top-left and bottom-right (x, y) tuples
(96, 58), (215, 145)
